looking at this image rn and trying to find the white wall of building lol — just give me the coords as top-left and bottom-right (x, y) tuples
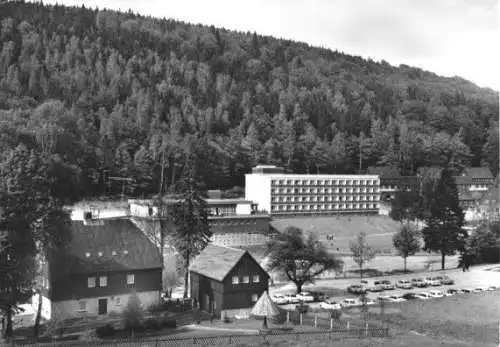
(70, 208), (129, 221)
(50, 291), (160, 320)
(31, 294), (52, 321)
(235, 203), (252, 215)
(244, 174), (271, 213)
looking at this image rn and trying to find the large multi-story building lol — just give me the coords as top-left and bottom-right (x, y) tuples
(245, 165), (380, 216)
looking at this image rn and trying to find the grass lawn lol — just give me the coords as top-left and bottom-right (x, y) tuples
(341, 291), (499, 347)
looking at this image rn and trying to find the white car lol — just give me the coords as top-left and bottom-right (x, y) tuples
(377, 295), (392, 303)
(428, 290), (444, 298)
(271, 294), (288, 305)
(487, 285), (498, 291)
(284, 294), (300, 304)
(472, 287), (486, 293)
(341, 298), (360, 308)
(414, 292), (431, 300)
(425, 277), (442, 286)
(444, 289), (458, 296)
(396, 280), (413, 289)
(389, 295), (407, 302)
(296, 292), (315, 302)
(319, 298), (342, 310)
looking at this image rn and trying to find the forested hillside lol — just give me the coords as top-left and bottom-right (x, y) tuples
(0, 1), (498, 199)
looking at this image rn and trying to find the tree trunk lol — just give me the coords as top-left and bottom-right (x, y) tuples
(360, 263), (364, 280)
(33, 293), (43, 338)
(404, 257), (407, 274)
(4, 306), (12, 341)
(183, 251), (190, 299)
(295, 282), (303, 294)
(441, 252), (445, 270)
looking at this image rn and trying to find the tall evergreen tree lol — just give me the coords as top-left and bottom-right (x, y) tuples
(421, 167), (467, 270)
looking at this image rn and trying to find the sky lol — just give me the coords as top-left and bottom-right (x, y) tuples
(41, 0), (499, 91)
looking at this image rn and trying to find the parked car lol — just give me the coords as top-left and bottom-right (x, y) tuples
(487, 286), (498, 291)
(389, 295), (406, 302)
(412, 278), (428, 288)
(472, 287), (486, 293)
(284, 294), (300, 304)
(309, 291), (328, 302)
(271, 294), (288, 305)
(376, 280), (395, 290)
(396, 279), (413, 289)
(428, 290), (444, 298)
(319, 298), (342, 310)
(402, 293), (419, 300)
(341, 298), (360, 308)
(425, 277), (442, 286)
(445, 289), (459, 296)
(378, 295), (392, 302)
(296, 292), (315, 302)
(414, 292), (432, 300)
(347, 284), (367, 295)
(439, 276), (454, 285)
(460, 288), (472, 294)
(361, 280), (384, 292)
(365, 298), (376, 305)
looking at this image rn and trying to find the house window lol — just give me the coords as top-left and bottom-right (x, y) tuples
(243, 276), (250, 283)
(253, 275), (260, 283)
(85, 252), (91, 258)
(99, 276), (108, 287)
(251, 294), (258, 302)
(88, 277), (96, 288)
(116, 297), (121, 305)
(78, 301), (87, 311)
(127, 274), (135, 285)
(232, 276), (239, 284)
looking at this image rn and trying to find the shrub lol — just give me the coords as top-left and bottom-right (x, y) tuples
(95, 324), (115, 338)
(123, 294), (144, 332)
(329, 309), (342, 320)
(159, 316), (177, 328)
(144, 318), (161, 331)
(295, 303), (309, 314)
(148, 303), (167, 314)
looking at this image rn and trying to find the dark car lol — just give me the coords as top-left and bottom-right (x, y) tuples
(402, 293), (419, 300)
(309, 291), (327, 302)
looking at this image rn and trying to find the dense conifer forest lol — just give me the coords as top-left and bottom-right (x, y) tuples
(0, 1), (498, 199)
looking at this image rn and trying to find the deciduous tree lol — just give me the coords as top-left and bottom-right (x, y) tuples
(392, 223), (421, 273)
(349, 231), (376, 280)
(265, 227), (343, 293)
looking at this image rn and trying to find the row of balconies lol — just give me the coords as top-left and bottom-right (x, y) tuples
(270, 179), (378, 186)
(271, 203), (379, 211)
(272, 195), (379, 203)
(271, 187), (379, 194)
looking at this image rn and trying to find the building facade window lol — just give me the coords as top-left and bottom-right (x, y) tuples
(78, 301), (87, 311)
(99, 276), (108, 287)
(232, 276), (239, 284)
(87, 277), (96, 288)
(251, 294), (258, 302)
(243, 276), (250, 283)
(127, 274), (135, 285)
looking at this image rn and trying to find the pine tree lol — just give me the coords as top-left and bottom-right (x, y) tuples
(421, 167), (467, 270)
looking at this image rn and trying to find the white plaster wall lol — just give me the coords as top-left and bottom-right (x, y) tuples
(51, 291), (160, 320)
(245, 174), (271, 213)
(70, 208), (129, 221)
(129, 203), (158, 218)
(235, 203), (252, 215)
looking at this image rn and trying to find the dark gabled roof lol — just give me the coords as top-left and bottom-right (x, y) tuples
(51, 218), (162, 277)
(366, 166), (400, 178)
(458, 191), (485, 202)
(189, 244), (267, 282)
(454, 176), (473, 185)
(463, 167), (494, 179)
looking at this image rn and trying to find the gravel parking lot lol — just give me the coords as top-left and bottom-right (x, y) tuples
(270, 264), (500, 310)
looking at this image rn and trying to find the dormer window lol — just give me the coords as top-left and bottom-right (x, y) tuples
(112, 251), (117, 256)
(85, 252), (91, 258)
(98, 251), (103, 257)
(123, 250), (129, 255)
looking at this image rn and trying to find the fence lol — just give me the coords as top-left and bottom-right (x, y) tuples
(2, 327), (390, 347)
